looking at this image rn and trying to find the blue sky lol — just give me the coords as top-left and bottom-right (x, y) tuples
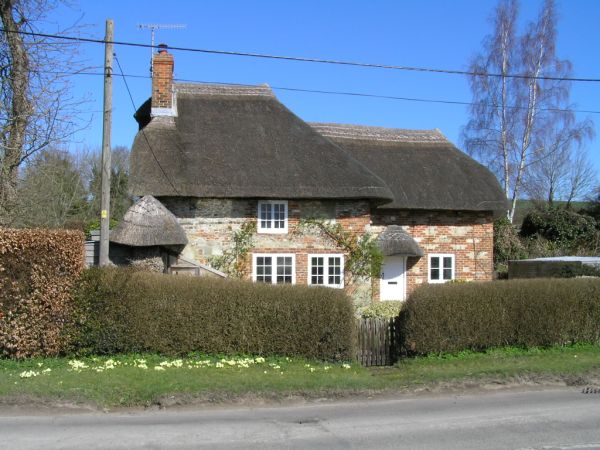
(52, 0), (600, 170)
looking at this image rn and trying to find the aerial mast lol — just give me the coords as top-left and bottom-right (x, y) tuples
(138, 23), (186, 73)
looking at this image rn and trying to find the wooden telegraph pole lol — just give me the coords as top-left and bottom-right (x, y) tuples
(99, 19), (113, 266)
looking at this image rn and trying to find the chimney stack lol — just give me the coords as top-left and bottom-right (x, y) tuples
(151, 43), (175, 116)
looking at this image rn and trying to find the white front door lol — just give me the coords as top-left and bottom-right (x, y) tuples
(380, 255), (406, 301)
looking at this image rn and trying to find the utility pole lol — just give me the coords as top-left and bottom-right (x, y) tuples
(99, 19), (113, 266)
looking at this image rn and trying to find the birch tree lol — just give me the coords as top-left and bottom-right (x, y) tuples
(462, 0), (592, 221)
(0, 0), (86, 224)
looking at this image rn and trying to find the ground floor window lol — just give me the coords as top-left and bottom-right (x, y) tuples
(252, 254), (295, 284)
(308, 254), (344, 288)
(428, 254), (455, 283)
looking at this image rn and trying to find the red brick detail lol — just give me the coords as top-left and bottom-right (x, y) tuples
(152, 49), (174, 110)
(371, 210), (494, 300)
(161, 198), (495, 303)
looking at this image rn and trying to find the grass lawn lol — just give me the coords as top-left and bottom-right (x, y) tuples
(1, 345), (599, 408)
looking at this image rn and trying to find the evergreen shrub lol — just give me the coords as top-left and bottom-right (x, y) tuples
(357, 301), (402, 318)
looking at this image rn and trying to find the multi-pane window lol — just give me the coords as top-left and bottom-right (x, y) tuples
(254, 256), (273, 283)
(253, 254), (295, 284)
(258, 201), (288, 233)
(308, 254), (344, 288)
(428, 254), (455, 283)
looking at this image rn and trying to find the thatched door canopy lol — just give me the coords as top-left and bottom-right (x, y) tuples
(110, 195), (188, 247)
(377, 225), (424, 257)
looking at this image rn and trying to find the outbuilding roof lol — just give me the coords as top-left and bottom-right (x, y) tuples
(129, 83), (393, 203)
(110, 195), (188, 247)
(311, 123), (507, 214)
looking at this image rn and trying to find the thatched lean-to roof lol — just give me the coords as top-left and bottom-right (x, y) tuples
(311, 123), (507, 214)
(130, 84), (393, 202)
(110, 195), (187, 247)
(377, 225), (424, 257)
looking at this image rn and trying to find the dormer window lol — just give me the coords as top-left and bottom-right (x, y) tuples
(257, 200), (288, 234)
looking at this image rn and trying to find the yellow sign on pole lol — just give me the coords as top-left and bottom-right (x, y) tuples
(101, 210), (108, 219)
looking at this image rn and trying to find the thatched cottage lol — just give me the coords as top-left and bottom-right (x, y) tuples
(111, 45), (506, 304)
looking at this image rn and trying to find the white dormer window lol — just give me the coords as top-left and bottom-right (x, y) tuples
(257, 200), (288, 234)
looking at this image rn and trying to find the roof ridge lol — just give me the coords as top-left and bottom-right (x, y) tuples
(310, 122), (449, 144)
(175, 82), (275, 98)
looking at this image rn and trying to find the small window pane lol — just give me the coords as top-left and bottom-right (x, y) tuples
(260, 204), (272, 229)
(430, 257), (440, 269)
(431, 268), (440, 280)
(443, 268), (452, 280)
(443, 257), (452, 269)
(328, 257), (341, 285)
(274, 203), (285, 229)
(256, 256), (272, 283)
(311, 257), (324, 284)
(276, 256), (293, 284)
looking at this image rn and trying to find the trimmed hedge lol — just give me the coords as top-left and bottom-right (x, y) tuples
(0, 228), (85, 358)
(71, 268), (355, 361)
(399, 278), (600, 355)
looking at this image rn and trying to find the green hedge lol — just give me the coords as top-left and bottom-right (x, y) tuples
(399, 278), (600, 355)
(70, 268), (355, 360)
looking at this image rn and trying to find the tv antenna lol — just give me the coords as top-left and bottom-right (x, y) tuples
(138, 23), (186, 73)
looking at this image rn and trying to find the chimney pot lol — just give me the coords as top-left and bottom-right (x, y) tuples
(157, 43), (168, 53)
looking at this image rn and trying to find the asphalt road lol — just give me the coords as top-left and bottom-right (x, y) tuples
(2, 388), (600, 449)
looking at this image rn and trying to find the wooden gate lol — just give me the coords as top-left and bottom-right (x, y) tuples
(355, 317), (400, 366)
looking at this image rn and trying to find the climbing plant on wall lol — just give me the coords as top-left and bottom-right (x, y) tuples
(297, 218), (382, 284)
(208, 221), (256, 278)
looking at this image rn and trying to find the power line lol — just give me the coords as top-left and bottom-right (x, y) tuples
(2, 27), (600, 83)
(113, 53), (181, 196)
(33, 67), (600, 115)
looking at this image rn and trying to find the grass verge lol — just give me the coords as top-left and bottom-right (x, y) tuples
(1, 345), (599, 409)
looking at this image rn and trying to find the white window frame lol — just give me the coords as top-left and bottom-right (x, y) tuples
(257, 200), (288, 234)
(307, 254), (345, 289)
(252, 253), (296, 285)
(428, 253), (455, 283)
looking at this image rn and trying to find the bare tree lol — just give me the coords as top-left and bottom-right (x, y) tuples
(86, 145), (132, 222)
(14, 147), (88, 228)
(462, 0), (593, 222)
(564, 146), (596, 207)
(524, 121), (595, 206)
(0, 0), (87, 223)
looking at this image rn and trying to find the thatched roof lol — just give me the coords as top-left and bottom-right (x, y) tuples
(110, 195), (188, 247)
(377, 225), (424, 257)
(130, 84), (393, 202)
(311, 123), (507, 214)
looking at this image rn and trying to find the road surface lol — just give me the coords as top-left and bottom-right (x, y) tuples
(1, 388), (600, 449)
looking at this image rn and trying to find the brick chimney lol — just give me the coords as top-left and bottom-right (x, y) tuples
(151, 43), (175, 116)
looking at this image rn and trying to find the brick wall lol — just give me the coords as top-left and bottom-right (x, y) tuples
(160, 197), (494, 304)
(371, 209), (494, 299)
(160, 198), (371, 300)
(152, 48), (174, 110)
